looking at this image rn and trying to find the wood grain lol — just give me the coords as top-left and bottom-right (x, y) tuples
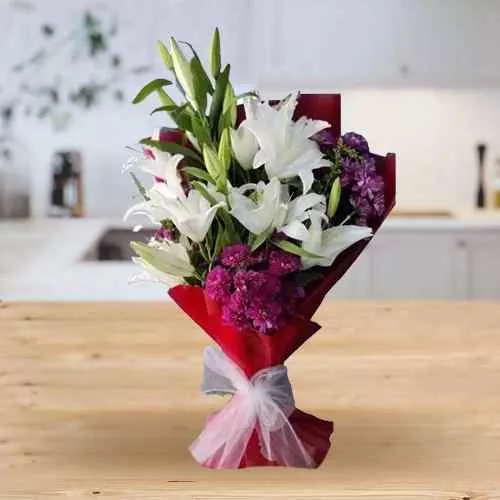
(1, 301), (500, 499)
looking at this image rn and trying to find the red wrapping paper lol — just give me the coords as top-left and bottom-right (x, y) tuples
(165, 94), (396, 468)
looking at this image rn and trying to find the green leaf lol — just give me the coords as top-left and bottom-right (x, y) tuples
(150, 105), (177, 115)
(216, 209), (238, 244)
(189, 52), (214, 93)
(327, 177), (342, 218)
(218, 128), (231, 171)
(132, 78), (172, 104)
(208, 64), (230, 139)
(130, 241), (193, 277)
(190, 57), (208, 113)
(170, 103), (194, 131)
(170, 37), (196, 106)
(129, 172), (149, 201)
(250, 229), (272, 252)
(190, 113), (212, 145)
(202, 144), (224, 186)
(272, 239), (321, 259)
(209, 28), (221, 79)
(198, 241), (210, 263)
(157, 40), (174, 70)
(212, 220), (225, 260)
(236, 90), (259, 100)
(192, 181), (217, 205)
(140, 138), (203, 164)
(157, 89), (177, 108)
(183, 166), (215, 184)
(219, 82), (237, 131)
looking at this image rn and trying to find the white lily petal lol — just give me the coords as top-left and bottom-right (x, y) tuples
(298, 170), (315, 196)
(294, 116), (331, 139)
(230, 126), (259, 170)
(322, 225), (373, 256)
(281, 220), (309, 241)
(123, 200), (166, 225)
(286, 193), (326, 224)
(169, 199), (223, 242)
(229, 178), (282, 235)
(137, 151), (185, 198)
(241, 94), (331, 193)
(301, 215), (373, 269)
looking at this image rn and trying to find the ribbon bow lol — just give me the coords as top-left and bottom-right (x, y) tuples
(189, 346), (314, 468)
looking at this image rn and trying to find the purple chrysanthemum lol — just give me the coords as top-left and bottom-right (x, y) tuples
(342, 132), (369, 153)
(233, 270), (281, 298)
(220, 243), (253, 268)
(222, 291), (253, 332)
(204, 242), (307, 335)
(246, 298), (284, 335)
(205, 265), (233, 302)
(268, 249), (301, 276)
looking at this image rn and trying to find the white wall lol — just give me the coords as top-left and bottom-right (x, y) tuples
(2, 0), (500, 217)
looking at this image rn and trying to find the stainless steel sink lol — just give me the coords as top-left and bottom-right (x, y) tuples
(82, 228), (155, 261)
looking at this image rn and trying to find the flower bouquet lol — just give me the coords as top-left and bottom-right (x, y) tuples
(124, 29), (396, 469)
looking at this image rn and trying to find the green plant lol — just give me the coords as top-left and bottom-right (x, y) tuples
(0, 8), (150, 133)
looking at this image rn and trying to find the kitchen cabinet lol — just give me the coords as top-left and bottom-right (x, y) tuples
(367, 231), (461, 299)
(460, 232), (500, 299)
(333, 224), (500, 299)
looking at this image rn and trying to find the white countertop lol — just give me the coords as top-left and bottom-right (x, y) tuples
(0, 218), (166, 301)
(1, 213), (500, 301)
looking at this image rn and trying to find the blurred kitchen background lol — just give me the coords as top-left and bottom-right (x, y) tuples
(1, 0), (500, 301)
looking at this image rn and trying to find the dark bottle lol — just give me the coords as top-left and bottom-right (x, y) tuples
(476, 143), (487, 209)
(49, 151), (84, 217)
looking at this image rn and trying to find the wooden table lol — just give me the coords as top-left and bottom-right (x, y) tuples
(1, 302), (500, 499)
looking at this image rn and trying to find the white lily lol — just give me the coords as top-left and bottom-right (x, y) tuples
(130, 239), (194, 286)
(230, 125), (259, 170)
(134, 151), (185, 198)
(241, 93), (331, 193)
(280, 191), (326, 240)
(228, 178), (287, 235)
(150, 183), (224, 242)
(124, 157), (224, 242)
(300, 211), (373, 269)
(124, 185), (172, 225)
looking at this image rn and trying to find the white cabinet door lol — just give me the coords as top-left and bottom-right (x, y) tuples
(367, 230), (461, 299)
(328, 247), (372, 299)
(462, 232), (500, 299)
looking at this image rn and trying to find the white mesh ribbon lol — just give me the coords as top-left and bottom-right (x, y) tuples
(190, 346), (315, 468)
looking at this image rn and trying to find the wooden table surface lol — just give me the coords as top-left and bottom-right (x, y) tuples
(1, 302), (500, 499)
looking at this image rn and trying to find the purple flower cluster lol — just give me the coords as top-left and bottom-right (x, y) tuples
(341, 132), (370, 154)
(340, 134), (385, 225)
(312, 128), (337, 152)
(204, 244), (303, 335)
(154, 227), (174, 241)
